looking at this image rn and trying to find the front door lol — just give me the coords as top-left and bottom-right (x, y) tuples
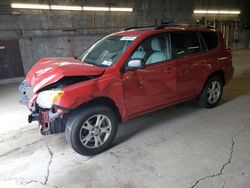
(122, 33), (177, 116)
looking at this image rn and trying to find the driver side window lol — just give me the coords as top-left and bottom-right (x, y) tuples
(131, 33), (171, 65)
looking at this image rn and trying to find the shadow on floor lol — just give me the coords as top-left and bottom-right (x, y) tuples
(222, 70), (250, 103)
(113, 70), (250, 148)
(113, 101), (200, 147)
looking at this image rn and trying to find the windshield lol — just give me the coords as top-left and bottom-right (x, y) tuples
(79, 36), (136, 67)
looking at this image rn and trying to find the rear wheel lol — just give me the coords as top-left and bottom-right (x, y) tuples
(65, 105), (118, 155)
(198, 75), (223, 108)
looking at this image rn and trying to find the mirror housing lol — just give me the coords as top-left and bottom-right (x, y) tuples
(126, 59), (145, 70)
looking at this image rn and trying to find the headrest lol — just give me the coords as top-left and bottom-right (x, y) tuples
(151, 38), (164, 51)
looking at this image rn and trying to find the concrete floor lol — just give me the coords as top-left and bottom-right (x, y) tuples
(0, 49), (250, 188)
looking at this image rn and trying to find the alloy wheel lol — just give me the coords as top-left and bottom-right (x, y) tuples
(79, 114), (112, 148)
(206, 80), (221, 104)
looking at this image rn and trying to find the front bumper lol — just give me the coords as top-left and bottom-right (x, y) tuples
(19, 80), (68, 135)
(29, 107), (67, 135)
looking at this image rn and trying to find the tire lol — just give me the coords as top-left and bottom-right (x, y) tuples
(198, 75), (223, 108)
(65, 105), (118, 156)
(50, 114), (68, 134)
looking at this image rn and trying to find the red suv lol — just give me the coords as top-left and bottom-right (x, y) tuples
(19, 25), (234, 155)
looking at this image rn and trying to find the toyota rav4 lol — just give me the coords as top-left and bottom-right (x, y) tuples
(19, 25), (234, 155)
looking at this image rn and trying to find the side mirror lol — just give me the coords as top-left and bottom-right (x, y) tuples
(127, 59), (145, 70)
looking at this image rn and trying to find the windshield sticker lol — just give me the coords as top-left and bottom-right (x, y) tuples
(102, 60), (113, 66)
(120, 36), (137, 41)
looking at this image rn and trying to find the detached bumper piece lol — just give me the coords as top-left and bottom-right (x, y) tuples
(29, 108), (67, 135)
(39, 110), (51, 135)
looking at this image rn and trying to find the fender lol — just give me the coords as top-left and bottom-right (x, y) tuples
(54, 74), (127, 121)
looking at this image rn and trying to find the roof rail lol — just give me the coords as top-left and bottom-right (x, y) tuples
(159, 21), (215, 29)
(123, 22), (215, 31)
(160, 21), (200, 27)
(124, 25), (157, 31)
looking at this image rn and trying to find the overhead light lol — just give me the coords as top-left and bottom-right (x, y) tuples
(230, 11), (241, 14)
(83, 6), (109, 11)
(11, 3), (50, 10)
(110, 7), (133, 12)
(207, 10), (219, 14)
(193, 10), (207, 14)
(11, 3), (133, 12)
(219, 11), (231, 14)
(50, 5), (82, 11)
(193, 9), (240, 15)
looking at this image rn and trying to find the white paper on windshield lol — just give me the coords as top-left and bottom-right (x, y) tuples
(102, 60), (113, 66)
(120, 36), (137, 41)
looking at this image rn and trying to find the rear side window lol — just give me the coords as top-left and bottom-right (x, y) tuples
(201, 32), (218, 50)
(171, 32), (201, 58)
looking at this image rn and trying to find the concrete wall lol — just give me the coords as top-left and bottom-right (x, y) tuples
(0, 0), (249, 79)
(18, 35), (103, 73)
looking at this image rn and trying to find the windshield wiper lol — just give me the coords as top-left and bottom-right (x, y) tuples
(84, 61), (108, 67)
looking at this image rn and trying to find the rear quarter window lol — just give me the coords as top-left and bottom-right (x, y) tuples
(201, 32), (218, 50)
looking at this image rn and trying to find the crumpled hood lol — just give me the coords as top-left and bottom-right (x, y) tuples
(26, 57), (105, 93)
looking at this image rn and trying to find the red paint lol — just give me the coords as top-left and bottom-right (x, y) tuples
(123, 59), (177, 115)
(26, 27), (234, 122)
(26, 57), (105, 93)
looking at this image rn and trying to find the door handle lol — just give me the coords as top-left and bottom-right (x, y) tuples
(217, 57), (228, 61)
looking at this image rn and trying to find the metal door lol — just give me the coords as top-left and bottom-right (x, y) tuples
(0, 39), (24, 79)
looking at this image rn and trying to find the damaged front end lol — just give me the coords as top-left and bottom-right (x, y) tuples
(19, 75), (96, 135)
(29, 105), (69, 135)
(19, 80), (69, 135)
(19, 56), (105, 135)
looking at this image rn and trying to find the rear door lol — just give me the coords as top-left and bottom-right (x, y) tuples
(171, 32), (207, 99)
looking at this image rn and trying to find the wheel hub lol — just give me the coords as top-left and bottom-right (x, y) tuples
(92, 128), (101, 136)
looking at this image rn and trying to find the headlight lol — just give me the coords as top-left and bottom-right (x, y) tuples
(36, 90), (64, 109)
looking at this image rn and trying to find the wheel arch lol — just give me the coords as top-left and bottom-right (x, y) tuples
(209, 70), (225, 85)
(76, 96), (122, 122)
(204, 70), (225, 88)
(199, 69), (225, 96)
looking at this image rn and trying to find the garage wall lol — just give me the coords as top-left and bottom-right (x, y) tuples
(18, 35), (102, 73)
(0, 0), (249, 79)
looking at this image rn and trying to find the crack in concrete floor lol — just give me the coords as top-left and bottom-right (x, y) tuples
(0, 177), (58, 188)
(190, 118), (250, 188)
(190, 138), (235, 188)
(44, 144), (53, 185)
(0, 144), (57, 188)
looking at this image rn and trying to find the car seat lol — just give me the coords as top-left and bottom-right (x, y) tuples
(146, 37), (169, 65)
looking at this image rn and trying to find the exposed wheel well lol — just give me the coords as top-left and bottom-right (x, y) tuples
(81, 97), (122, 122)
(207, 70), (225, 86)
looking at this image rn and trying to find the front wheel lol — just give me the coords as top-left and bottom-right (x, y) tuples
(198, 75), (223, 108)
(65, 105), (118, 156)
